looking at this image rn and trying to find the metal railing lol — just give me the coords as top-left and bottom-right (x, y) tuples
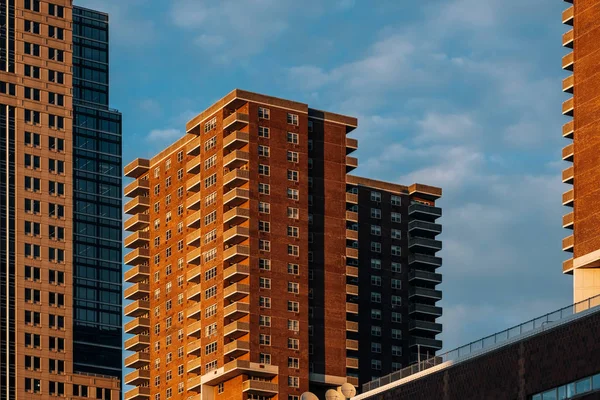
(361, 294), (600, 394)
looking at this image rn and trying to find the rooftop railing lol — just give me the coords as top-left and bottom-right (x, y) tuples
(361, 293), (600, 394)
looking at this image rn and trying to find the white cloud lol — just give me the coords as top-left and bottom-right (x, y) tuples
(147, 129), (182, 142)
(416, 112), (479, 144)
(138, 99), (162, 115)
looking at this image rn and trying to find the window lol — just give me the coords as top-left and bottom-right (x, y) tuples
(177, 151), (184, 162)
(25, 266), (41, 281)
(371, 360), (382, 371)
(204, 229), (217, 244)
(48, 226), (64, 241)
(24, 87), (40, 101)
(391, 195), (402, 206)
(391, 212), (402, 223)
(259, 315), (271, 327)
(287, 151), (299, 163)
(259, 240), (270, 252)
(371, 309), (382, 320)
(258, 145), (270, 157)
(392, 312), (402, 323)
(24, 42), (40, 56)
(287, 170), (299, 181)
(391, 245), (402, 256)
(371, 276), (382, 286)
(288, 376), (300, 388)
(49, 136), (64, 152)
(288, 282), (299, 294)
(371, 208), (381, 219)
(371, 342), (382, 353)
(205, 286), (217, 299)
(24, 154), (40, 170)
(259, 277), (271, 289)
(371, 242), (381, 253)
(204, 155), (217, 170)
(259, 259), (271, 271)
(288, 245), (299, 256)
(48, 3), (64, 17)
(259, 334), (271, 346)
(259, 296), (271, 308)
(287, 113), (299, 125)
(287, 188), (299, 200)
(48, 91), (64, 105)
(371, 326), (382, 337)
(259, 183), (270, 195)
(288, 338), (299, 350)
(24, 65), (40, 79)
(391, 295), (402, 306)
(259, 126), (270, 138)
(391, 329), (402, 339)
(49, 181), (65, 196)
(25, 132), (40, 147)
(204, 248), (217, 263)
(371, 259), (381, 269)
(391, 229), (402, 239)
(205, 267), (217, 281)
(260, 353), (271, 364)
(49, 159), (64, 174)
(288, 207), (299, 219)
(204, 136), (217, 151)
(288, 301), (299, 312)
(205, 211), (217, 225)
(204, 173), (217, 188)
(205, 323), (218, 336)
(48, 203), (64, 218)
(259, 221), (270, 233)
(205, 304), (217, 318)
(25, 0), (40, 11)
(258, 107), (270, 119)
(165, 176), (172, 187)
(288, 319), (299, 331)
(25, 243), (41, 259)
(287, 132), (299, 144)
(288, 226), (299, 237)
(371, 225), (381, 236)
(24, 109), (40, 125)
(371, 292), (381, 303)
(259, 164), (270, 176)
(259, 202), (270, 214)
(288, 263), (299, 275)
(48, 48), (64, 62)
(371, 191), (381, 202)
(391, 262), (402, 273)
(204, 117), (217, 133)
(48, 70), (64, 84)
(25, 20), (40, 34)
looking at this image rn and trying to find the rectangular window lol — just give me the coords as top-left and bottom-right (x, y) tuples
(391, 195), (402, 206)
(204, 155), (217, 170)
(48, 70), (64, 84)
(371, 191), (382, 202)
(287, 113), (299, 125)
(371, 208), (382, 219)
(24, 42), (40, 56)
(391, 262), (402, 273)
(287, 188), (299, 200)
(287, 151), (299, 163)
(49, 136), (64, 152)
(287, 170), (299, 182)
(287, 338), (299, 350)
(204, 173), (217, 188)
(204, 136), (217, 151)
(391, 212), (402, 223)
(205, 342), (217, 355)
(391, 245), (402, 256)
(25, 0), (40, 11)
(287, 226), (299, 237)
(24, 87), (40, 101)
(371, 225), (381, 236)
(48, 48), (64, 62)
(259, 277), (271, 289)
(259, 334), (271, 346)
(24, 132), (40, 147)
(259, 183), (270, 195)
(48, 26), (64, 40)
(24, 65), (40, 79)
(24, 109), (40, 125)
(259, 240), (270, 252)
(287, 132), (299, 144)
(259, 202), (270, 214)
(287, 263), (299, 275)
(48, 4), (64, 17)
(259, 315), (271, 327)
(48, 114), (64, 130)
(258, 145), (270, 157)
(288, 245), (299, 256)
(258, 126), (270, 137)
(288, 207), (299, 219)
(259, 258), (271, 270)
(204, 117), (217, 133)
(259, 164), (270, 176)
(258, 107), (270, 119)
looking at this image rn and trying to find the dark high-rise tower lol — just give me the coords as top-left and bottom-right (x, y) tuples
(0, 1), (121, 398)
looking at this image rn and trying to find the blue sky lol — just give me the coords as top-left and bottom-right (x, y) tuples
(76, 0), (571, 352)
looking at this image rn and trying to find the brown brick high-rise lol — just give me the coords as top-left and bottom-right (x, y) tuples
(560, 0), (600, 302)
(0, 1), (122, 399)
(123, 89), (443, 400)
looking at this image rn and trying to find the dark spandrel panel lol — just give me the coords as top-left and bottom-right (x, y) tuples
(73, 6), (109, 22)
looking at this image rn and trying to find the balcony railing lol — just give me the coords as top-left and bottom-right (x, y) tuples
(224, 340), (250, 357)
(124, 369), (150, 386)
(223, 150), (250, 169)
(346, 358), (359, 369)
(562, 189), (574, 207)
(224, 301), (250, 320)
(124, 231), (150, 249)
(224, 263), (250, 283)
(124, 214), (149, 232)
(562, 29), (573, 48)
(223, 245), (250, 264)
(562, 166), (574, 184)
(186, 192), (202, 210)
(187, 357), (202, 373)
(187, 284), (201, 301)
(124, 317), (150, 335)
(186, 265), (202, 283)
(124, 265), (150, 283)
(124, 248), (150, 266)
(408, 270), (442, 284)
(186, 155), (202, 174)
(186, 174), (201, 192)
(408, 287), (442, 300)
(562, 75), (574, 93)
(186, 339), (202, 355)
(346, 339), (359, 351)
(124, 196), (150, 215)
(346, 247), (358, 259)
(223, 112), (249, 130)
(224, 188), (250, 207)
(562, 235), (574, 252)
(224, 321), (250, 340)
(224, 226), (250, 246)
(409, 303), (443, 317)
(186, 230), (201, 247)
(124, 334), (150, 351)
(242, 380), (278, 395)
(562, 143), (574, 162)
(346, 266), (358, 277)
(409, 254), (442, 268)
(124, 300), (150, 318)
(562, 52), (573, 71)
(346, 302), (358, 314)
(186, 210), (202, 228)
(186, 136), (202, 156)
(187, 302), (201, 320)
(124, 179), (149, 198)
(223, 131), (249, 151)
(187, 321), (202, 337)
(346, 211), (358, 222)
(408, 203), (442, 220)
(186, 247), (202, 265)
(124, 283), (150, 301)
(563, 258), (574, 274)
(409, 320), (443, 333)
(346, 156), (358, 171)
(346, 321), (359, 332)
(346, 192), (358, 204)
(124, 158), (150, 178)
(188, 375), (202, 391)
(408, 220), (442, 235)
(563, 121), (574, 139)
(346, 284), (359, 296)
(223, 283), (250, 302)
(223, 169), (250, 190)
(563, 212), (574, 229)
(124, 352), (150, 369)
(346, 229), (358, 241)
(562, 5), (573, 25)
(408, 237), (442, 252)
(346, 137), (358, 153)
(562, 98), (574, 117)
(124, 386), (150, 400)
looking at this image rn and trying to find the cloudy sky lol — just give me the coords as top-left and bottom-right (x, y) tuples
(77, 0), (572, 351)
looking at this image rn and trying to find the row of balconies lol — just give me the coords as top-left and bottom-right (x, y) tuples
(561, 12), (573, 257)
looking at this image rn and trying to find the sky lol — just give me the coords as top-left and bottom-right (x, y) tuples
(76, 0), (572, 352)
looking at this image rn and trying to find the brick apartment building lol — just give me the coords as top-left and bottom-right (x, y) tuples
(123, 89), (443, 400)
(0, 0), (122, 399)
(560, 0), (600, 302)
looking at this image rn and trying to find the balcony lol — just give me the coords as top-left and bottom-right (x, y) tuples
(346, 229), (358, 241)
(124, 179), (149, 198)
(346, 302), (358, 314)
(187, 284), (201, 301)
(562, 143), (574, 162)
(224, 131), (249, 151)
(124, 231), (150, 249)
(409, 337), (443, 350)
(346, 211), (358, 222)
(224, 150), (250, 169)
(346, 284), (358, 296)
(186, 155), (202, 174)
(124, 317), (150, 335)
(224, 301), (250, 320)
(409, 203), (442, 220)
(224, 226), (250, 246)
(187, 302), (201, 320)
(408, 237), (442, 253)
(408, 220), (442, 236)
(346, 137), (358, 154)
(562, 6), (573, 25)
(223, 245), (250, 264)
(562, 98), (574, 116)
(409, 254), (442, 269)
(346, 156), (358, 172)
(186, 210), (202, 228)
(188, 375), (202, 392)
(203, 359), (278, 386)
(346, 266), (358, 278)
(409, 320), (443, 334)
(224, 188), (250, 207)
(124, 248), (150, 266)
(124, 334), (150, 351)
(124, 300), (150, 318)
(186, 136), (202, 156)
(187, 247), (202, 265)
(563, 212), (574, 229)
(563, 121), (574, 139)
(124, 158), (150, 178)
(186, 192), (202, 210)
(224, 321), (250, 340)
(409, 287), (442, 301)
(186, 230), (201, 247)
(187, 339), (202, 355)
(124, 387), (150, 400)
(124, 283), (150, 301)
(124, 352), (150, 369)
(346, 358), (359, 369)
(562, 52), (573, 71)
(562, 166), (574, 184)
(124, 214), (150, 232)
(563, 189), (574, 207)
(409, 270), (442, 284)
(563, 258), (574, 274)
(187, 357), (202, 374)
(186, 265), (202, 283)
(562, 235), (574, 252)
(124, 196), (150, 215)
(347, 376), (359, 387)
(346, 321), (359, 332)
(124, 369), (150, 386)
(346, 339), (359, 351)
(124, 265), (150, 283)
(188, 321), (202, 337)
(562, 29), (573, 48)
(243, 381), (278, 396)
(224, 263), (250, 283)
(346, 193), (358, 204)
(223, 112), (250, 130)
(223, 169), (250, 190)
(563, 75), (574, 93)
(346, 247), (358, 259)
(409, 303), (443, 317)
(187, 174), (201, 192)
(224, 283), (250, 302)
(224, 339), (251, 357)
